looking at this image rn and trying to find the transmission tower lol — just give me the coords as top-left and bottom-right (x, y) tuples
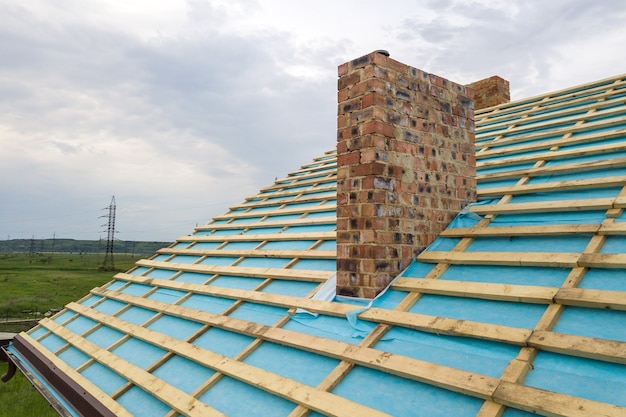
(101, 196), (116, 271)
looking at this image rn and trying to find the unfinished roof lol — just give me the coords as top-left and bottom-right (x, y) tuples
(4, 70), (626, 416)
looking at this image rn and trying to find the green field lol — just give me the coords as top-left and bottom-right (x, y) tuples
(0, 253), (148, 417)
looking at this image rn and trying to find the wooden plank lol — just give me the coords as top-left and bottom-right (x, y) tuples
(477, 141), (626, 169)
(478, 157), (626, 182)
(233, 188), (336, 210)
(475, 115), (626, 150)
(493, 380), (626, 417)
(416, 251), (580, 268)
(157, 248), (336, 259)
(112, 273), (355, 317)
(195, 216), (336, 232)
(358, 308), (532, 345)
(134, 260), (333, 282)
(476, 128), (626, 159)
(476, 87), (626, 128)
(440, 224), (600, 238)
(176, 231), (336, 243)
(469, 198), (615, 215)
(578, 253), (626, 269)
(528, 331), (626, 365)
(598, 221), (626, 235)
(476, 106), (626, 141)
(479, 175), (626, 198)
(391, 278), (558, 304)
(555, 288), (626, 310)
(40, 319), (226, 417)
(18, 333), (133, 417)
(75, 296), (500, 401)
(212, 203), (336, 221)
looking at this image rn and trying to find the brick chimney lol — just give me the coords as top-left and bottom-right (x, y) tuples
(336, 51), (476, 298)
(467, 75), (510, 110)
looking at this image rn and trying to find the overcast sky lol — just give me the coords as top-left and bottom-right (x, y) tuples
(1, 0), (625, 243)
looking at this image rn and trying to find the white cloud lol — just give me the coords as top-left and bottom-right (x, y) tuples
(0, 0), (624, 241)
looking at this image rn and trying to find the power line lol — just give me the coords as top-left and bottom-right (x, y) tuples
(100, 196), (116, 271)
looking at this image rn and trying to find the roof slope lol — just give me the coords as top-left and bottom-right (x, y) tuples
(4, 74), (626, 417)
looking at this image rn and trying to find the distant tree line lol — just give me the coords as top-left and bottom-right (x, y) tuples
(0, 239), (171, 255)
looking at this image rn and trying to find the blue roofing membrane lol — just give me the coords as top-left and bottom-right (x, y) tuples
(6, 74), (626, 417)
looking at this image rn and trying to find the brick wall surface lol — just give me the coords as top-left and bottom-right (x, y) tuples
(468, 75), (510, 110)
(336, 51), (476, 298)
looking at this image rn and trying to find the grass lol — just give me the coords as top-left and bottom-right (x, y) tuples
(0, 253), (149, 416)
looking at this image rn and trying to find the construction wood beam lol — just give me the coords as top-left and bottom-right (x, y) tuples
(416, 251), (580, 268)
(175, 231), (336, 243)
(439, 224), (600, 238)
(391, 278), (558, 304)
(157, 248), (336, 260)
(528, 331), (626, 365)
(194, 216), (336, 232)
(478, 175), (626, 198)
(469, 198), (615, 215)
(133, 260), (333, 282)
(478, 157), (626, 182)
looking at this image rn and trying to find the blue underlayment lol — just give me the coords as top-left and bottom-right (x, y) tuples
(147, 314), (203, 340)
(172, 272), (212, 284)
(242, 226), (283, 234)
(579, 268), (626, 291)
(78, 294), (102, 307)
(284, 224), (336, 233)
(304, 210), (336, 218)
(169, 255), (200, 264)
(28, 326), (49, 340)
(477, 146), (556, 163)
(229, 216), (263, 224)
(488, 210), (607, 226)
(191, 241), (221, 249)
(64, 315), (97, 336)
(374, 328), (518, 378)
(509, 187), (621, 203)
(262, 240), (315, 250)
(408, 294), (545, 328)
(237, 257), (291, 268)
(57, 346), (90, 369)
(228, 302), (288, 326)
(528, 167), (626, 183)
(38, 332), (67, 352)
(599, 235), (626, 253)
(199, 376), (296, 417)
(147, 288), (186, 304)
(106, 279), (129, 290)
(93, 298), (126, 315)
(437, 264), (569, 287)
(476, 161), (536, 175)
(246, 205), (280, 213)
(120, 283), (153, 297)
(84, 325), (124, 349)
(179, 293), (235, 314)
(524, 351), (626, 407)
(53, 310), (77, 325)
(315, 240), (337, 250)
(210, 275), (264, 290)
(223, 240), (261, 249)
(192, 327), (254, 358)
(330, 366), (484, 417)
(145, 268), (177, 279)
(552, 307), (626, 342)
(477, 178), (520, 190)
(198, 256), (239, 266)
(80, 361), (127, 395)
(243, 342), (340, 387)
(111, 337), (167, 369)
(117, 306), (157, 326)
(291, 258), (336, 271)
(152, 355), (216, 394)
(285, 313), (365, 345)
(263, 214), (303, 222)
(259, 279), (318, 297)
(117, 386), (171, 417)
(152, 254), (170, 262)
(544, 149), (626, 166)
(571, 122), (626, 137)
(465, 234), (592, 253)
(129, 266), (150, 275)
